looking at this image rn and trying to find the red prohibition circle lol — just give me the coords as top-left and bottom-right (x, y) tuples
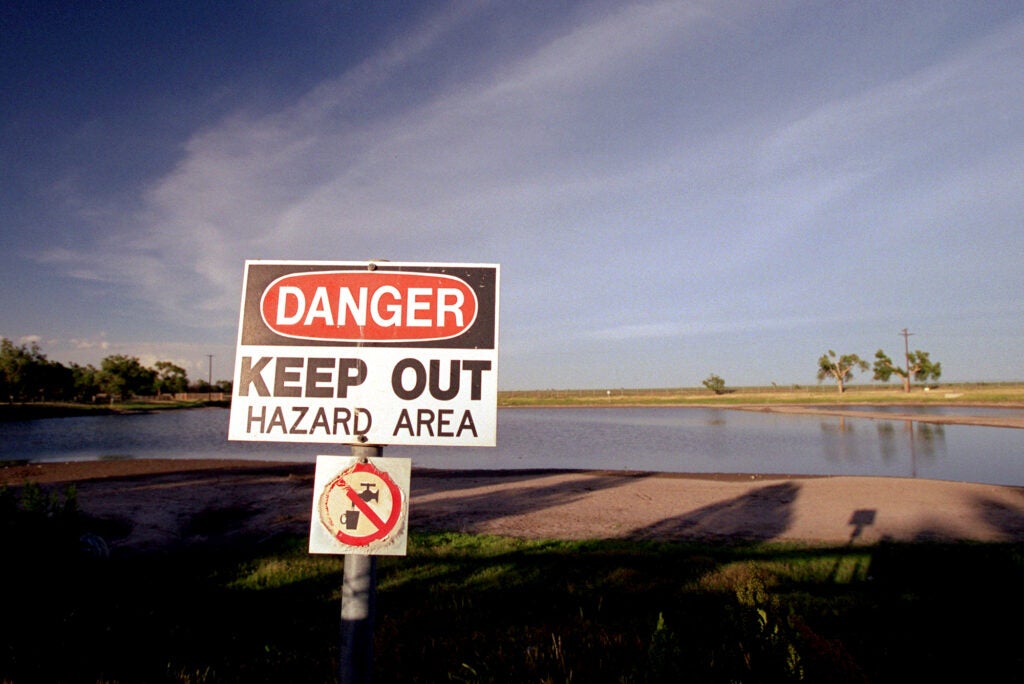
(320, 461), (403, 546)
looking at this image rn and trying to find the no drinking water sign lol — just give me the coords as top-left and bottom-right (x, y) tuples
(228, 260), (500, 447)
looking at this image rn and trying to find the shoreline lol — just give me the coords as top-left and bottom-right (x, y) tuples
(0, 457), (824, 487)
(3, 402), (1021, 548)
(4, 397), (1024, 425)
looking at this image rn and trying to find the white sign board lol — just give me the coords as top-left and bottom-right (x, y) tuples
(228, 260), (499, 446)
(309, 454), (411, 556)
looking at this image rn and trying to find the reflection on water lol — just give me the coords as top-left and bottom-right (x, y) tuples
(810, 404), (1024, 418)
(818, 416), (865, 466)
(815, 415), (959, 479)
(875, 421), (948, 478)
(0, 406), (1020, 486)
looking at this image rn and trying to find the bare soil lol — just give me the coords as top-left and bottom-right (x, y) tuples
(4, 456), (1022, 554)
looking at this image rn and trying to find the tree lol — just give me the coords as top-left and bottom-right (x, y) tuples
(0, 338), (49, 402)
(873, 349), (942, 393)
(69, 363), (102, 402)
(816, 350), (868, 394)
(702, 374), (728, 395)
(153, 361), (189, 395)
(98, 355), (156, 399)
(38, 359), (75, 401)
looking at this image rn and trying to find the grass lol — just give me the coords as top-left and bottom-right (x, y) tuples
(0, 398), (229, 421)
(1, 494), (1022, 684)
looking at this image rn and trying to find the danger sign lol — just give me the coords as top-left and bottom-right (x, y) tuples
(228, 260), (500, 447)
(309, 455), (410, 556)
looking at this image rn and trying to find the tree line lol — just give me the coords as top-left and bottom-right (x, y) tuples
(701, 346), (942, 395)
(0, 338), (231, 403)
(4, 336), (943, 403)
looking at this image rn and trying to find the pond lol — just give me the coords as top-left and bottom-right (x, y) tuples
(1, 406), (1021, 486)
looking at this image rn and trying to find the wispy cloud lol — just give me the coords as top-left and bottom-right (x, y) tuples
(35, 2), (733, 326)
(10, 1), (1023, 386)
(761, 16), (1024, 178)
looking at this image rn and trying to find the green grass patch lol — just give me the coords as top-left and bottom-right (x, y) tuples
(1, 518), (1021, 683)
(0, 399), (225, 421)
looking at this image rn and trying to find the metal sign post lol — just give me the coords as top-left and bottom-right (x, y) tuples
(339, 443), (381, 684)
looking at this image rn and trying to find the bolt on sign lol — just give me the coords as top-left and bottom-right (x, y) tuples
(309, 455), (410, 556)
(228, 260), (500, 447)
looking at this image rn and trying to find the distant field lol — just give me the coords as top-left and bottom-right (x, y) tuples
(4, 385), (1023, 420)
(499, 382), (1024, 407)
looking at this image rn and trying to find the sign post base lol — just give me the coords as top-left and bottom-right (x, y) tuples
(340, 553), (376, 683)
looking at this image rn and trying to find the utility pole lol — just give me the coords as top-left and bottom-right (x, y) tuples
(207, 354), (214, 400)
(900, 328), (914, 391)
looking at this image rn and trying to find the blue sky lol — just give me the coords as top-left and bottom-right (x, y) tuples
(2, 1), (1022, 390)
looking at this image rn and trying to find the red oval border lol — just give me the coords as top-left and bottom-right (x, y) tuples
(259, 270), (479, 343)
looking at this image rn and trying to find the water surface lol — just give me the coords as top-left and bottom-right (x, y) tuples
(1, 406), (1020, 486)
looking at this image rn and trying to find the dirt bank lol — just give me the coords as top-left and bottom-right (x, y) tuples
(3, 459), (1022, 554)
